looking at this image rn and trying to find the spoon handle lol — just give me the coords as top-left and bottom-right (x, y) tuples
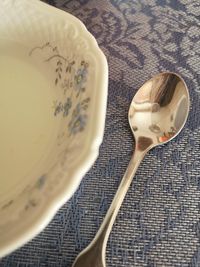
(72, 148), (146, 267)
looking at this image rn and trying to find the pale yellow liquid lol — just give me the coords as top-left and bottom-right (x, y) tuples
(0, 44), (58, 197)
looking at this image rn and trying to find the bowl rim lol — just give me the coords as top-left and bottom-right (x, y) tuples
(0, 0), (108, 258)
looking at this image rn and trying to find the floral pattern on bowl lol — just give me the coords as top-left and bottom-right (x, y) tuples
(30, 42), (91, 136)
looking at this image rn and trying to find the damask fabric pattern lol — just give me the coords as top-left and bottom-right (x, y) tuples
(1, 0), (200, 266)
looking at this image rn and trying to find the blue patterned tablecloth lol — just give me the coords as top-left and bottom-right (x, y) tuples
(1, 1), (200, 266)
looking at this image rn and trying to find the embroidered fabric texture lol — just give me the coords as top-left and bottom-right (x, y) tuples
(1, 1), (200, 266)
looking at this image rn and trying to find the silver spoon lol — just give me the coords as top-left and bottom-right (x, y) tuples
(72, 72), (190, 267)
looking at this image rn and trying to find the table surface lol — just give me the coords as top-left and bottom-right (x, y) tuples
(1, 0), (200, 266)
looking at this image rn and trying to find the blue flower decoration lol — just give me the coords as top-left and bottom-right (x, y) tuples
(68, 103), (88, 135)
(36, 175), (46, 189)
(63, 98), (72, 117)
(74, 62), (88, 95)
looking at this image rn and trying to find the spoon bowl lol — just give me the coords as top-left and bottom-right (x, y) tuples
(129, 72), (190, 151)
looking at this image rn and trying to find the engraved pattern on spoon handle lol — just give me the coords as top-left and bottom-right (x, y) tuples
(72, 148), (146, 267)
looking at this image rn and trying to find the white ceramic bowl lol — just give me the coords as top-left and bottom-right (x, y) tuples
(0, 0), (108, 257)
